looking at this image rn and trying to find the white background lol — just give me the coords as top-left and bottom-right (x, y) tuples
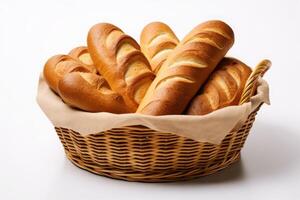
(1, 0), (300, 199)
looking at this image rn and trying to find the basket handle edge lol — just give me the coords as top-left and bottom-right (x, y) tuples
(239, 59), (271, 105)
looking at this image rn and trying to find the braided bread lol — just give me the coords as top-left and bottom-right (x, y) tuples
(43, 55), (92, 93)
(137, 20), (235, 115)
(187, 58), (252, 115)
(87, 23), (155, 111)
(140, 22), (179, 73)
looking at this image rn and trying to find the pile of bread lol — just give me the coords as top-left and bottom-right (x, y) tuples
(43, 20), (253, 116)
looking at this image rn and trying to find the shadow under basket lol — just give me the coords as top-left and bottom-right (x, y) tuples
(53, 60), (271, 182)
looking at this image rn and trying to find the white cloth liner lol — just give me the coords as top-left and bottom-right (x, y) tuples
(37, 75), (270, 144)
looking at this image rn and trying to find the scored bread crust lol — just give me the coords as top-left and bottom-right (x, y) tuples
(43, 54), (92, 93)
(68, 46), (96, 73)
(87, 23), (155, 111)
(58, 72), (132, 113)
(186, 57), (252, 115)
(136, 20), (235, 115)
(140, 22), (179, 74)
(44, 53), (132, 113)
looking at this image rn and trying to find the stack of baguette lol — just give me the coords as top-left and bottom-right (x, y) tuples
(43, 20), (252, 116)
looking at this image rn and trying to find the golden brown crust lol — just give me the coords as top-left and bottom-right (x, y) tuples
(58, 72), (132, 113)
(43, 55), (91, 93)
(68, 46), (97, 73)
(187, 57), (252, 115)
(87, 23), (155, 111)
(140, 22), (179, 73)
(137, 20), (235, 115)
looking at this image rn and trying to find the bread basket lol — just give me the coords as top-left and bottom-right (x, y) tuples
(37, 60), (270, 182)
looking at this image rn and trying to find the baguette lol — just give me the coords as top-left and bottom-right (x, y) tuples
(43, 55), (92, 93)
(58, 72), (131, 113)
(187, 57), (252, 115)
(136, 20), (235, 115)
(87, 23), (155, 111)
(68, 46), (97, 73)
(140, 22), (179, 73)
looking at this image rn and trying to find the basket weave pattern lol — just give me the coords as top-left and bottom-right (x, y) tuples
(53, 60), (270, 182)
(54, 106), (259, 182)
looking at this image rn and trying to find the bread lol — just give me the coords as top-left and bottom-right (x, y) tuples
(87, 23), (155, 111)
(68, 46), (97, 73)
(43, 55), (92, 93)
(58, 72), (132, 113)
(140, 22), (179, 73)
(186, 57), (252, 115)
(44, 49), (133, 113)
(136, 20), (235, 115)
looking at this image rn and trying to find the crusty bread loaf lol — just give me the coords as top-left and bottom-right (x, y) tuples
(87, 23), (155, 111)
(136, 20), (235, 115)
(43, 55), (92, 93)
(68, 46), (97, 73)
(186, 57), (252, 115)
(140, 22), (179, 73)
(58, 72), (132, 113)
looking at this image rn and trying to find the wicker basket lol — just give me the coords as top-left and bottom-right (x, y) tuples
(53, 60), (270, 182)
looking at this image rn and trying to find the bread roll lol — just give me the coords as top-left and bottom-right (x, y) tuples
(58, 72), (132, 113)
(187, 58), (252, 115)
(87, 23), (155, 111)
(140, 22), (179, 73)
(136, 20), (235, 115)
(43, 55), (92, 93)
